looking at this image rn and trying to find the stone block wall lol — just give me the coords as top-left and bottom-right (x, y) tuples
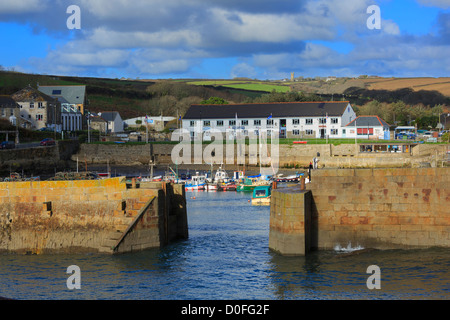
(306, 168), (450, 250)
(0, 177), (187, 254)
(269, 188), (311, 255)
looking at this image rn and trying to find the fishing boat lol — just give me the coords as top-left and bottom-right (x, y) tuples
(232, 170), (245, 183)
(213, 166), (231, 184)
(275, 173), (304, 183)
(236, 175), (271, 192)
(251, 185), (271, 206)
(185, 173), (207, 191)
(217, 182), (237, 191)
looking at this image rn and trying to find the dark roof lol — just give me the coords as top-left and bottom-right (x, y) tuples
(345, 116), (390, 129)
(0, 96), (19, 108)
(183, 101), (351, 119)
(100, 111), (120, 122)
(38, 85), (86, 105)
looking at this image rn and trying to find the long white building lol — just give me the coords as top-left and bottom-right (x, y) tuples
(182, 101), (357, 140)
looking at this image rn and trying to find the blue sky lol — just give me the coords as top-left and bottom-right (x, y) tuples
(0, 0), (449, 79)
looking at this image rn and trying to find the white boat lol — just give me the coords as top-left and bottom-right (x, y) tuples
(185, 173), (207, 191)
(213, 166), (231, 183)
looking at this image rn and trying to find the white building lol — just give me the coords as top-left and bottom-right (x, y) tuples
(98, 111), (124, 133)
(344, 115), (391, 140)
(182, 101), (357, 140)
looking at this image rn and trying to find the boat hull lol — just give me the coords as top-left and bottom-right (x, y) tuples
(251, 197), (271, 206)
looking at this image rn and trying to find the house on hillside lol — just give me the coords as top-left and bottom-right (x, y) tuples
(11, 85), (61, 131)
(38, 85), (87, 114)
(89, 115), (107, 134)
(98, 111), (124, 133)
(344, 115), (391, 140)
(0, 95), (20, 126)
(38, 85), (87, 131)
(182, 101), (357, 140)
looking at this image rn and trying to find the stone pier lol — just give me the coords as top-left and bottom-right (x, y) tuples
(269, 188), (312, 255)
(0, 177), (188, 254)
(269, 168), (450, 255)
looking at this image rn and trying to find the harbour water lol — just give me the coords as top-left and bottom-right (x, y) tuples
(0, 191), (449, 300)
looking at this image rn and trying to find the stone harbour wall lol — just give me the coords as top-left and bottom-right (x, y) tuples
(269, 167), (450, 255)
(72, 142), (448, 169)
(0, 177), (187, 254)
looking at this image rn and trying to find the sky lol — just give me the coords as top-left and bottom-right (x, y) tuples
(0, 0), (449, 80)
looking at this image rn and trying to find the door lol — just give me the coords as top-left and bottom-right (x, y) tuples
(320, 129), (325, 139)
(280, 119), (286, 138)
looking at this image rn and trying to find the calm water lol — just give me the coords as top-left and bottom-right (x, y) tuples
(0, 191), (449, 300)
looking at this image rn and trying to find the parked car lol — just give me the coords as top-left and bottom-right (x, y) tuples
(0, 141), (15, 149)
(439, 130), (448, 137)
(40, 138), (56, 146)
(395, 132), (415, 140)
(422, 131), (433, 138)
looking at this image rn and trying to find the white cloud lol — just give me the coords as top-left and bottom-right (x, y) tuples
(3, 0), (449, 78)
(88, 28), (203, 49)
(230, 62), (257, 79)
(0, 0), (46, 14)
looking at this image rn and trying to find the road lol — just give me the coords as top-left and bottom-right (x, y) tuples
(15, 142), (41, 149)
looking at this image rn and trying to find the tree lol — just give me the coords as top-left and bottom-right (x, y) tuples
(201, 97), (229, 104)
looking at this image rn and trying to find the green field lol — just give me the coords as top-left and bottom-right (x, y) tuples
(186, 80), (291, 93)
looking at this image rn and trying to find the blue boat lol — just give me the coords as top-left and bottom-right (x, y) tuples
(251, 185), (272, 206)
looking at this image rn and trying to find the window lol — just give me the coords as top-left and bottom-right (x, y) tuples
(292, 119), (300, 125)
(267, 119), (273, 125)
(52, 90), (62, 95)
(254, 120), (261, 126)
(319, 118), (326, 124)
(217, 120), (224, 127)
(30, 102), (34, 109)
(331, 118), (339, 124)
(305, 118), (313, 125)
(38, 102), (44, 109)
(190, 121), (195, 127)
(331, 129), (338, 135)
(306, 130), (314, 135)
(293, 130), (300, 135)
(36, 114), (43, 121)
(203, 120), (210, 127)
(241, 120), (248, 126)
(229, 120), (236, 126)
(357, 128), (374, 135)
(342, 129), (346, 135)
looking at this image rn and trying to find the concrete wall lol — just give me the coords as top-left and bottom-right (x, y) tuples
(0, 177), (187, 254)
(270, 168), (449, 255)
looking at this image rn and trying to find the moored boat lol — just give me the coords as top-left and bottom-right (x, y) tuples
(236, 176), (270, 192)
(217, 183), (237, 191)
(185, 173), (207, 191)
(251, 185), (272, 206)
